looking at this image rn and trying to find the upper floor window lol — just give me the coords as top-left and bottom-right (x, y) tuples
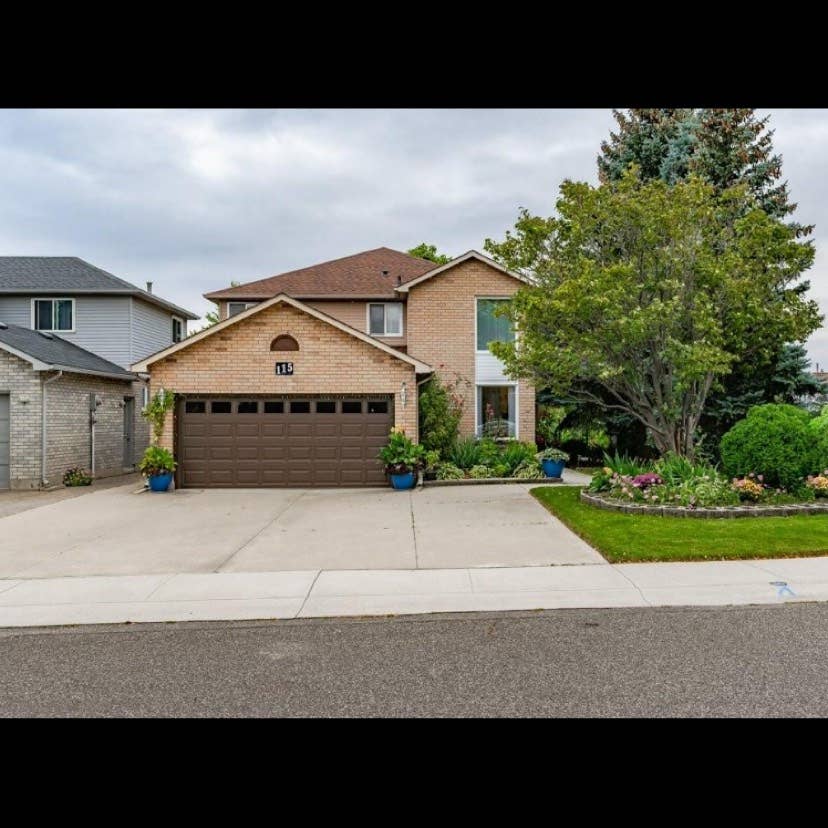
(368, 302), (403, 336)
(172, 316), (184, 343)
(33, 298), (74, 332)
(228, 301), (257, 318)
(476, 298), (513, 352)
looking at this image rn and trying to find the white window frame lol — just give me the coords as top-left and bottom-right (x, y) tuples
(475, 381), (519, 440)
(171, 315), (185, 343)
(227, 301), (258, 318)
(366, 302), (404, 337)
(475, 296), (515, 354)
(31, 297), (76, 333)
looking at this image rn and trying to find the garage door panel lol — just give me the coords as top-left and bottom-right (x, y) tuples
(179, 396), (392, 488)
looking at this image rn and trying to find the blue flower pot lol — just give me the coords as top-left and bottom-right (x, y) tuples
(148, 472), (173, 492)
(390, 471), (416, 490)
(541, 459), (565, 479)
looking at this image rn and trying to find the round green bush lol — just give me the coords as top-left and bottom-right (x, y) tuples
(720, 403), (816, 489)
(809, 406), (828, 473)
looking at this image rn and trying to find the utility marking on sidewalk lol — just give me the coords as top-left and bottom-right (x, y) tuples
(771, 581), (796, 598)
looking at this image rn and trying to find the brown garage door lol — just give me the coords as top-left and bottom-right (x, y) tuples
(177, 396), (393, 488)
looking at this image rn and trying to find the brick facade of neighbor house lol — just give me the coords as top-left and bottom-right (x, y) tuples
(0, 349), (145, 489)
(0, 350), (43, 485)
(405, 259), (535, 443)
(43, 374), (148, 486)
(148, 302), (419, 454)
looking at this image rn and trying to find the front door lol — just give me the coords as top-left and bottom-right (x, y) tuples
(123, 396), (135, 468)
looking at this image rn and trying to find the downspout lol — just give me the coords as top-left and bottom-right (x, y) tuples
(41, 370), (63, 487)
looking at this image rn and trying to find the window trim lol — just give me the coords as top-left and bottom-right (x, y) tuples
(31, 297), (76, 333)
(171, 315), (185, 343)
(474, 381), (519, 439)
(366, 302), (404, 337)
(474, 296), (514, 354)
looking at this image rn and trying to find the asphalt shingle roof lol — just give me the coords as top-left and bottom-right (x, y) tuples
(203, 247), (436, 301)
(0, 257), (198, 319)
(0, 323), (135, 379)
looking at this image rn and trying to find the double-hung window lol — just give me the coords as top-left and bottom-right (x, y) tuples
(476, 298), (513, 351)
(368, 303), (403, 336)
(172, 316), (184, 343)
(33, 298), (74, 332)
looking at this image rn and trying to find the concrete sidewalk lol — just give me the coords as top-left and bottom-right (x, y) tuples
(0, 556), (826, 628)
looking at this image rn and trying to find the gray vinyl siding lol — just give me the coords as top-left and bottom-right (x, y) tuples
(131, 298), (176, 362)
(0, 294), (177, 369)
(59, 296), (132, 368)
(0, 296), (32, 328)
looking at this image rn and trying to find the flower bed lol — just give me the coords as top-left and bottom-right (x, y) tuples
(580, 490), (828, 518)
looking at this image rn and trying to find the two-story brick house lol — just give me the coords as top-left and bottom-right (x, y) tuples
(0, 257), (198, 489)
(133, 248), (534, 488)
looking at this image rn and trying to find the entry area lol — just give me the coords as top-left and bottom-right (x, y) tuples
(177, 395), (393, 488)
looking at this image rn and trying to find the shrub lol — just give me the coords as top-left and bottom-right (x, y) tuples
(500, 441), (538, 475)
(138, 446), (177, 477)
(602, 451), (649, 476)
(468, 465), (493, 479)
(476, 437), (501, 467)
(418, 372), (467, 456)
(378, 428), (425, 475)
(809, 406), (828, 470)
(720, 403), (816, 489)
(446, 436), (481, 470)
(512, 459), (544, 479)
(654, 452), (718, 485)
(436, 462), (465, 480)
(63, 466), (92, 487)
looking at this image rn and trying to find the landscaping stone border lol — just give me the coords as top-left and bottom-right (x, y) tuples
(580, 489), (828, 518)
(422, 476), (562, 487)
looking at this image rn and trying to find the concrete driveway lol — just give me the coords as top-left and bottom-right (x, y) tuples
(0, 481), (601, 578)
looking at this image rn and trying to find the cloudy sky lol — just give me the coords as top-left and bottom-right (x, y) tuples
(1, 108), (827, 367)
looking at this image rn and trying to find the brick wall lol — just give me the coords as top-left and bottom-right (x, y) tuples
(149, 302), (418, 452)
(1, 352), (142, 488)
(405, 259), (535, 443)
(44, 372), (138, 485)
(0, 351), (42, 487)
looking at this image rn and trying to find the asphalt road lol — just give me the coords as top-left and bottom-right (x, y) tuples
(1, 603), (827, 717)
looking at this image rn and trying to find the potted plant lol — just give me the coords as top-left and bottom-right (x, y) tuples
(536, 447), (569, 479)
(378, 427), (425, 490)
(138, 445), (178, 492)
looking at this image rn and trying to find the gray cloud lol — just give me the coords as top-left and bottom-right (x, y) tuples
(0, 107), (825, 368)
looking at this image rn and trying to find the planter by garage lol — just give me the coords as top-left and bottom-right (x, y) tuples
(389, 471), (417, 490)
(147, 472), (174, 492)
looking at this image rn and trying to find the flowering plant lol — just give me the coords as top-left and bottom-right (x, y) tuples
(806, 473), (828, 497)
(731, 474), (765, 502)
(631, 473), (663, 489)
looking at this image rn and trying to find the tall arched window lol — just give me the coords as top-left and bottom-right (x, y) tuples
(270, 334), (299, 351)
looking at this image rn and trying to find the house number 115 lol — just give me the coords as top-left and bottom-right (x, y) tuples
(275, 362), (294, 375)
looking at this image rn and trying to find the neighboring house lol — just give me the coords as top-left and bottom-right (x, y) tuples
(133, 248), (534, 488)
(0, 257), (198, 489)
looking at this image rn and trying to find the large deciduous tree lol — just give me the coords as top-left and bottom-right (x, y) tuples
(407, 242), (452, 264)
(484, 170), (820, 458)
(596, 109), (819, 454)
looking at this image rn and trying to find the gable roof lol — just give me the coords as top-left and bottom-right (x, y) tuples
(132, 293), (433, 374)
(203, 247), (435, 302)
(395, 250), (533, 292)
(0, 323), (136, 380)
(0, 257), (199, 320)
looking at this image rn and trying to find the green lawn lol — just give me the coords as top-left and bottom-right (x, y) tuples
(531, 485), (828, 563)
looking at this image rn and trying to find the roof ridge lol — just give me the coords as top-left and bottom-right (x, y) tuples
(205, 246), (433, 297)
